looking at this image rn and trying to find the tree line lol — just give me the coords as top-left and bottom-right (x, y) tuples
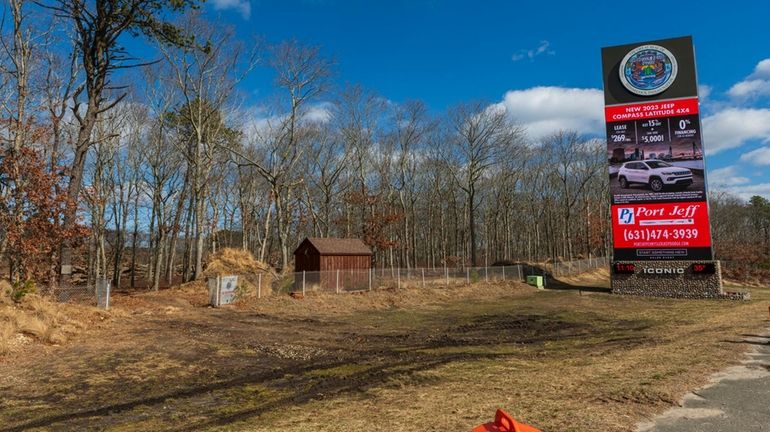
(710, 193), (770, 280)
(1, 1), (763, 290)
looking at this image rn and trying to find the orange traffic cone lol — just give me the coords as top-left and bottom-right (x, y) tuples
(471, 409), (542, 432)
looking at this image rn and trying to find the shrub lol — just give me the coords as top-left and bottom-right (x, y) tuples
(10, 280), (36, 303)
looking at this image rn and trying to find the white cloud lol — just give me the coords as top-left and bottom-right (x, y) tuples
(739, 146), (770, 166)
(241, 102), (332, 139)
(728, 58), (770, 99)
(494, 86), (604, 139)
(749, 59), (770, 80)
(727, 79), (770, 99)
(698, 84), (712, 100)
(708, 165), (750, 187)
(210, 0), (251, 19)
(701, 108), (770, 154)
(303, 103), (333, 124)
(715, 182), (770, 202)
(512, 41), (555, 62)
(491, 78), (769, 152)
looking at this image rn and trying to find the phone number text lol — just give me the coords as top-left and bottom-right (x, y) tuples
(623, 228), (700, 242)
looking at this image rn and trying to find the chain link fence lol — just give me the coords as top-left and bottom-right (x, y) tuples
(263, 264), (549, 296)
(551, 256), (610, 278)
(53, 278), (111, 309)
(52, 257), (608, 307)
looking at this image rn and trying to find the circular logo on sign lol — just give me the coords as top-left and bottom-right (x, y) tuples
(619, 44), (678, 96)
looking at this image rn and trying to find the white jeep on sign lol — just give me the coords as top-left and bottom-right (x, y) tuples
(617, 160), (693, 192)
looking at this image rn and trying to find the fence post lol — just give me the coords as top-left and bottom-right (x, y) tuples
(445, 266), (449, 287)
(105, 279), (111, 310)
(302, 271), (306, 296)
(502, 266), (506, 281)
(397, 267), (401, 289)
(258, 274), (262, 299)
(485, 266), (488, 282)
(466, 268), (470, 285)
(421, 268), (425, 288)
(215, 276), (221, 307)
(517, 265), (522, 281)
(336, 269), (340, 294)
(369, 268), (372, 291)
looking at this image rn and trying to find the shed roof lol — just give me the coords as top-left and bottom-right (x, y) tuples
(295, 237), (372, 256)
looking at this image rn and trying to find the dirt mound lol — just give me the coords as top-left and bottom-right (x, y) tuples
(1, 285), (112, 356)
(204, 248), (276, 297)
(556, 267), (610, 288)
(205, 248), (272, 275)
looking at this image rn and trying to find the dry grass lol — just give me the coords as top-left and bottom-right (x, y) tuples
(0, 320), (13, 355)
(191, 269), (767, 432)
(204, 248), (273, 275)
(237, 279), (530, 316)
(0, 282), (111, 356)
(118, 271), (770, 431)
(204, 248), (276, 297)
(230, 286), (770, 432)
(557, 267), (611, 286)
(1, 271), (768, 432)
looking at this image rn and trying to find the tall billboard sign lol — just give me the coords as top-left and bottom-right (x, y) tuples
(601, 37), (736, 299)
(602, 36), (713, 262)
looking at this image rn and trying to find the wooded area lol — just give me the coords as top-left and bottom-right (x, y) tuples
(1, 1), (768, 291)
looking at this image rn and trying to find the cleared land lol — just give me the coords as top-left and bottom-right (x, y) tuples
(0, 275), (768, 432)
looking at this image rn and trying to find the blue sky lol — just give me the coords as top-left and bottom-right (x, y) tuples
(206, 1), (770, 199)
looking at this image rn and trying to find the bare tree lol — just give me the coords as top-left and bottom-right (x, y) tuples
(229, 40), (331, 271)
(158, 13), (258, 279)
(543, 131), (605, 260)
(445, 102), (524, 266)
(138, 68), (184, 289)
(389, 100), (433, 268)
(105, 103), (143, 289)
(0, 0), (48, 281)
(84, 110), (125, 285)
(332, 85), (390, 259)
(301, 123), (350, 237)
(40, 25), (78, 172)
(42, 0), (200, 283)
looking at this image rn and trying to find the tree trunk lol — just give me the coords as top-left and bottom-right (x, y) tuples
(468, 186), (477, 266)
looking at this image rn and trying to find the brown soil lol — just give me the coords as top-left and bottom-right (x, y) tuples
(0, 278), (767, 432)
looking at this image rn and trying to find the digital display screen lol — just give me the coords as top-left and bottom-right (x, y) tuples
(603, 37), (715, 263)
(690, 263), (716, 274)
(613, 263), (636, 274)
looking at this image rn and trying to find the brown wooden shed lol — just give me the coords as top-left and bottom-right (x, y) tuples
(293, 237), (372, 291)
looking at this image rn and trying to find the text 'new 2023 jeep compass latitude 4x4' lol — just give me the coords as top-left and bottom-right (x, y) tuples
(617, 160), (693, 192)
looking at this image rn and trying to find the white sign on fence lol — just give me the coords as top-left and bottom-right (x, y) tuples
(208, 275), (239, 307)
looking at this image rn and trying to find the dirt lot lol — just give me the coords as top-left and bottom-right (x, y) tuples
(0, 277), (768, 432)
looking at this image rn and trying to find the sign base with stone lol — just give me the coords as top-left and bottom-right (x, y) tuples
(611, 260), (748, 300)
